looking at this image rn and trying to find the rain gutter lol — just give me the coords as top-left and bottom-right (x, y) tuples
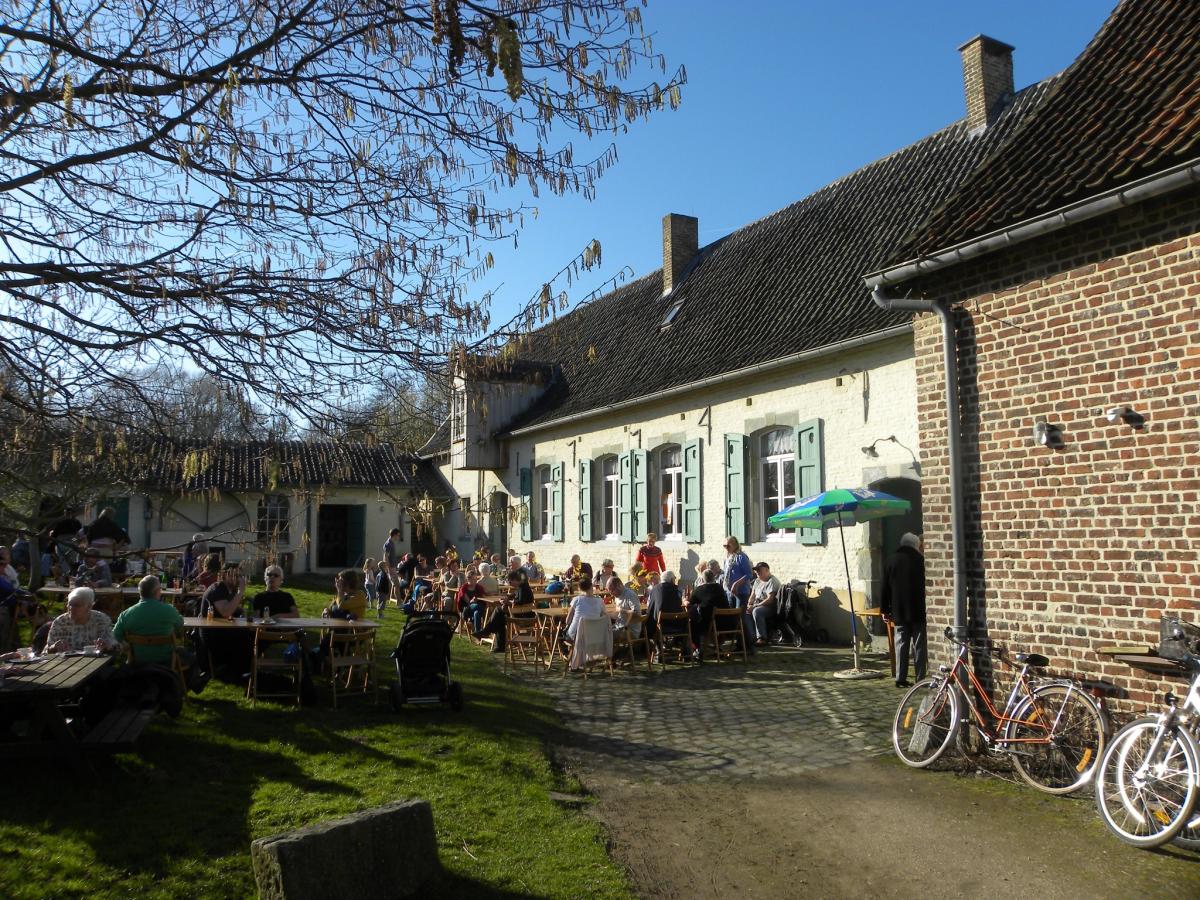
(503, 324), (912, 438)
(864, 154), (1200, 641)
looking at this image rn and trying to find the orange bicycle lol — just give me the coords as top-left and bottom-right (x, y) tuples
(893, 627), (1107, 794)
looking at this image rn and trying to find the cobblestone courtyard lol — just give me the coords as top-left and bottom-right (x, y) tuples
(511, 645), (898, 782)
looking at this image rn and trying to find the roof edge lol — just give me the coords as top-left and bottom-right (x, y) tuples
(864, 154), (1200, 289)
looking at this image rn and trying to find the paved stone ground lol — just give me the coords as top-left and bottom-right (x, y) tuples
(508, 645), (898, 782)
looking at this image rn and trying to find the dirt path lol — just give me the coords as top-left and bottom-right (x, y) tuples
(566, 756), (1200, 900)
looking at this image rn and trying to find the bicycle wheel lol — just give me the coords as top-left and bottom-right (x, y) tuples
(1005, 683), (1105, 794)
(893, 677), (960, 768)
(1095, 717), (1200, 848)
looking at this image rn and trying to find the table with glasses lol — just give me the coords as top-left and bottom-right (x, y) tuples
(182, 616), (381, 632)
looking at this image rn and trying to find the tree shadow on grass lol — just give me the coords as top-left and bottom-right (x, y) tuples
(425, 871), (551, 899)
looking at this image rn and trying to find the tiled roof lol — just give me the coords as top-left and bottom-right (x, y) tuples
(416, 417), (451, 458)
(894, 0), (1200, 261)
(132, 440), (448, 494)
(496, 78), (1056, 433)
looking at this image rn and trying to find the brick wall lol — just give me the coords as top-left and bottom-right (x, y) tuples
(911, 186), (1200, 711)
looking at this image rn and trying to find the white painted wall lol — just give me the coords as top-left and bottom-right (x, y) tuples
(436, 334), (922, 642)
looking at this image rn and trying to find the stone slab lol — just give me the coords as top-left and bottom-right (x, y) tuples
(251, 799), (439, 900)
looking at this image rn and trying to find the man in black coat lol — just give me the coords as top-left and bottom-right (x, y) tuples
(880, 532), (926, 688)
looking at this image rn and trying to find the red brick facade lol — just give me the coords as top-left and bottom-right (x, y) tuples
(910, 186), (1200, 711)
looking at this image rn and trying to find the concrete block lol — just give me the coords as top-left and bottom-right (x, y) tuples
(251, 799), (439, 900)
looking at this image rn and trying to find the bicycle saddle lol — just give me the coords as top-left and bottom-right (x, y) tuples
(1014, 652), (1049, 668)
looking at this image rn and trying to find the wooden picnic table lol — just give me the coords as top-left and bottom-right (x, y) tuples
(0, 653), (114, 767)
(534, 605), (643, 668)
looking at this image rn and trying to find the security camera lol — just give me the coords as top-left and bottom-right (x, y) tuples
(1033, 421), (1064, 448)
(1105, 406), (1131, 423)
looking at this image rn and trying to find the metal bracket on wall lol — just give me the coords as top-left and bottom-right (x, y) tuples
(567, 438), (578, 466)
(629, 428), (642, 449)
(698, 405), (712, 446)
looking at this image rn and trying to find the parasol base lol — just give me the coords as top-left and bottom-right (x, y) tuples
(833, 667), (885, 680)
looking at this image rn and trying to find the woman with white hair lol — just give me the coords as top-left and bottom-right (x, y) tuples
(44, 587), (118, 654)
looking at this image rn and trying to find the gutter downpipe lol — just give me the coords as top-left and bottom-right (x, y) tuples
(871, 290), (968, 641)
(865, 154), (1200, 642)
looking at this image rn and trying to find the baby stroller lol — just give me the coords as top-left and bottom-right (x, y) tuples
(771, 580), (828, 647)
(388, 616), (464, 712)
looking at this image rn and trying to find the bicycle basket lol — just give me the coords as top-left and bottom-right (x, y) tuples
(1158, 614), (1200, 662)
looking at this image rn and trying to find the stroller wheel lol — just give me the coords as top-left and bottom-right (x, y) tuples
(448, 681), (464, 712)
(389, 682), (404, 712)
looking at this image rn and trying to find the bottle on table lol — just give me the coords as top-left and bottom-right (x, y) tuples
(264, 606), (271, 623)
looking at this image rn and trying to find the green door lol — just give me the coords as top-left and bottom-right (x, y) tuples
(346, 505), (367, 567)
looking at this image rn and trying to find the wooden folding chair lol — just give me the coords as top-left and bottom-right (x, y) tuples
(613, 613), (653, 674)
(327, 626), (378, 709)
(247, 627), (303, 705)
(125, 632), (188, 693)
(709, 608), (749, 662)
(565, 616), (613, 679)
(503, 604), (542, 675)
(655, 611), (693, 670)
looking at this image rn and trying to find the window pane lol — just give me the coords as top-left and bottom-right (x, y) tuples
(760, 428), (793, 457)
(783, 460), (795, 498)
(603, 456), (617, 477)
(763, 461), (779, 500)
(660, 445), (681, 468)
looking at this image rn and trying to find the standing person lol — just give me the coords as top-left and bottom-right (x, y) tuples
(747, 562), (781, 647)
(382, 528), (402, 606)
(722, 536), (754, 654)
(881, 533), (926, 688)
(636, 533), (666, 576)
(362, 558), (380, 612)
(183, 534), (208, 580)
(48, 511), (83, 575)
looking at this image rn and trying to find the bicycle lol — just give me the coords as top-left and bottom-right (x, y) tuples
(1094, 637), (1200, 849)
(893, 627), (1107, 794)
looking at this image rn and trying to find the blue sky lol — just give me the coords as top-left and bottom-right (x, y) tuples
(477, 0), (1117, 330)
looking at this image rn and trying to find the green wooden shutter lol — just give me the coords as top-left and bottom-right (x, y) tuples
(519, 466), (533, 541)
(682, 439), (702, 543)
(578, 459), (593, 542)
(618, 452), (633, 541)
(724, 434), (747, 544)
(346, 504), (367, 566)
(631, 448), (649, 542)
(551, 463), (564, 541)
(97, 497), (131, 532)
(795, 419), (825, 545)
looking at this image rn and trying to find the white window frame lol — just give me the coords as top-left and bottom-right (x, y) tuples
(759, 429), (795, 541)
(257, 494), (291, 544)
(601, 455), (621, 540)
(537, 465), (554, 540)
(657, 445), (684, 541)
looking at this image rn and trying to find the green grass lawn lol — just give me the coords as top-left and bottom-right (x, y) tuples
(0, 577), (629, 899)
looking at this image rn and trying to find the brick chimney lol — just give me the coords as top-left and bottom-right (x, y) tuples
(958, 35), (1015, 130)
(662, 213), (698, 295)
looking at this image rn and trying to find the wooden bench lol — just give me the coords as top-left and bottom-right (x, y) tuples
(82, 707), (155, 751)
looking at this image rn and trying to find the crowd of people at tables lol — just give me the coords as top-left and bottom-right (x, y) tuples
(373, 531), (784, 663)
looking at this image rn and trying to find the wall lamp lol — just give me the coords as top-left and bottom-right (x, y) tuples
(1105, 405), (1146, 429)
(861, 435), (921, 473)
(1033, 421), (1064, 449)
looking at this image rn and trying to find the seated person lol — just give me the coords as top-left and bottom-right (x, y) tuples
(44, 587), (118, 654)
(609, 576), (642, 638)
(522, 551), (544, 583)
(440, 559), (464, 606)
(249, 566), (300, 619)
(474, 570), (535, 653)
(748, 562), (781, 646)
(594, 559), (618, 587)
(72, 547), (113, 588)
(477, 562), (500, 595)
(627, 564), (647, 593)
(200, 563), (252, 680)
(324, 569), (367, 620)
(114, 575), (200, 688)
(457, 572), (490, 633)
(544, 573), (565, 594)
(9, 538), (29, 576)
(694, 559), (722, 589)
(563, 576), (604, 644)
(647, 571), (688, 645)
(401, 556), (434, 613)
(194, 552), (222, 590)
(568, 554), (593, 584)
(182, 533), (208, 580)
(690, 569), (729, 660)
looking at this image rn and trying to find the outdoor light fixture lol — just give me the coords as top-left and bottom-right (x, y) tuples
(1033, 421), (1064, 448)
(861, 435), (895, 457)
(1105, 405), (1146, 428)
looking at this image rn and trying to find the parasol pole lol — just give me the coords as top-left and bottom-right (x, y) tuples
(837, 512), (862, 671)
